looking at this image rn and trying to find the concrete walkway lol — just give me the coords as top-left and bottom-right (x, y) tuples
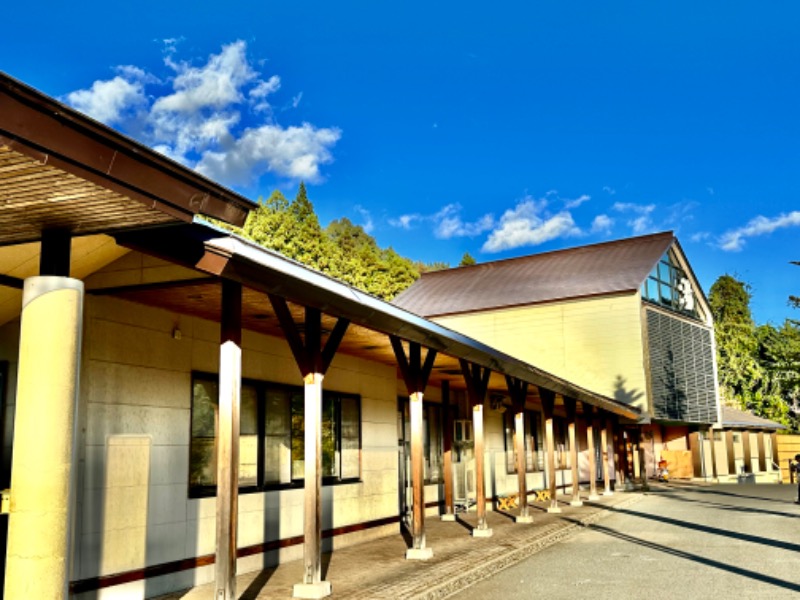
(453, 482), (800, 599)
(155, 490), (644, 599)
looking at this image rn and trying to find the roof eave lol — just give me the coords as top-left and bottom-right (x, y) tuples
(197, 234), (641, 420)
(0, 72), (256, 228)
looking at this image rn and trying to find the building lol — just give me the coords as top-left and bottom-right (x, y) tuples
(0, 73), (642, 599)
(393, 231), (733, 482)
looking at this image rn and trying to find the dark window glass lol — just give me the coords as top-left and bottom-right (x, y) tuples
(190, 373), (361, 496)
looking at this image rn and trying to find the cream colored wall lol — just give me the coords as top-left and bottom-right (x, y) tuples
(434, 293), (648, 411)
(73, 293), (400, 598)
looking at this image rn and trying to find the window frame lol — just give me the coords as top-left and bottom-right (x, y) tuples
(189, 371), (362, 498)
(641, 250), (700, 319)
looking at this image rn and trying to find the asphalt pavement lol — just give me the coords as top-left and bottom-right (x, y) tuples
(451, 482), (800, 600)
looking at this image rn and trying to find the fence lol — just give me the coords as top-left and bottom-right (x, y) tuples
(776, 434), (800, 483)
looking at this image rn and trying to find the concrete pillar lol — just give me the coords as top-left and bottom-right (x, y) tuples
(5, 276), (83, 599)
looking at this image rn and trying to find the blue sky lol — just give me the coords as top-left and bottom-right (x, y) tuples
(5, 1), (799, 324)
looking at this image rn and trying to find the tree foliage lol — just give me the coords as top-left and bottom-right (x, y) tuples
(459, 252), (477, 267)
(240, 184), (420, 300)
(710, 274), (800, 431)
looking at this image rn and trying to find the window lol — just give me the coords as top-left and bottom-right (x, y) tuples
(641, 250), (699, 318)
(398, 399), (445, 483)
(190, 373), (361, 497)
(503, 410), (543, 473)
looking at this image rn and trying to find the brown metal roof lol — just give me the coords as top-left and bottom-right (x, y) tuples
(393, 232), (675, 317)
(720, 406), (786, 430)
(0, 72), (257, 245)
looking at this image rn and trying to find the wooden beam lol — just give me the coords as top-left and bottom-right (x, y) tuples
(708, 427), (718, 480)
(390, 337), (436, 559)
(564, 398), (582, 506)
(726, 430), (736, 475)
(742, 431), (753, 474)
(441, 381), (455, 521)
(269, 294), (309, 375)
(320, 317), (350, 374)
(539, 387), (560, 513)
(505, 376), (530, 522)
(461, 360), (492, 535)
(40, 228), (71, 277)
(215, 279), (242, 600)
(602, 417), (613, 495)
(586, 408), (599, 500)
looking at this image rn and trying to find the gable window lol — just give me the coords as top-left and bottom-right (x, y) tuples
(503, 410), (543, 474)
(190, 373), (361, 497)
(641, 250), (698, 318)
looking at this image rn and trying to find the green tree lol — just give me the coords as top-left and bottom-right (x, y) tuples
(459, 252), (477, 267)
(709, 275), (772, 415)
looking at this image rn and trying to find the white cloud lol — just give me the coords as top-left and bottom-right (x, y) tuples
(65, 40), (340, 186)
(563, 194), (591, 209)
(153, 41), (257, 113)
(718, 211), (800, 252)
(389, 214), (421, 229)
(591, 214), (614, 234)
(612, 202), (656, 235)
(603, 186), (616, 196)
(482, 196), (581, 252)
(433, 204), (494, 239)
(197, 123), (341, 185)
(354, 205), (374, 233)
(388, 204), (493, 238)
(66, 76), (146, 125)
(291, 92), (304, 108)
(690, 231), (711, 243)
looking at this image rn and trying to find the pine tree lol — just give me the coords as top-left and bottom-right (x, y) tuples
(459, 252), (476, 266)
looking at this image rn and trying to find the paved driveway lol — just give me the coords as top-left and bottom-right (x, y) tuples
(452, 483), (800, 599)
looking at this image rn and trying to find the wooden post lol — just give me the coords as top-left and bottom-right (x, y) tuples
(742, 431), (753, 474)
(564, 398), (582, 506)
(587, 411), (599, 500)
(441, 380), (455, 521)
(757, 432), (766, 473)
(708, 427), (718, 481)
(269, 296), (349, 599)
(391, 337), (437, 559)
(770, 432), (780, 466)
(506, 376), (531, 523)
(460, 360), (492, 537)
(616, 426), (628, 489)
(215, 280), (242, 600)
(726, 431), (736, 476)
(602, 417), (613, 495)
(409, 389), (426, 548)
(539, 388), (560, 513)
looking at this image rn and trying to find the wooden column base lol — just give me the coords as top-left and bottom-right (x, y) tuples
(406, 547), (434, 560)
(515, 514), (534, 524)
(293, 581), (332, 599)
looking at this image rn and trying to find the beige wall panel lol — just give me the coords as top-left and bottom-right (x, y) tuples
(436, 293), (647, 406)
(85, 361), (190, 409)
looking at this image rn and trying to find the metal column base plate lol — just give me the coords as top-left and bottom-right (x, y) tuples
(293, 581), (332, 599)
(406, 547), (434, 560)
